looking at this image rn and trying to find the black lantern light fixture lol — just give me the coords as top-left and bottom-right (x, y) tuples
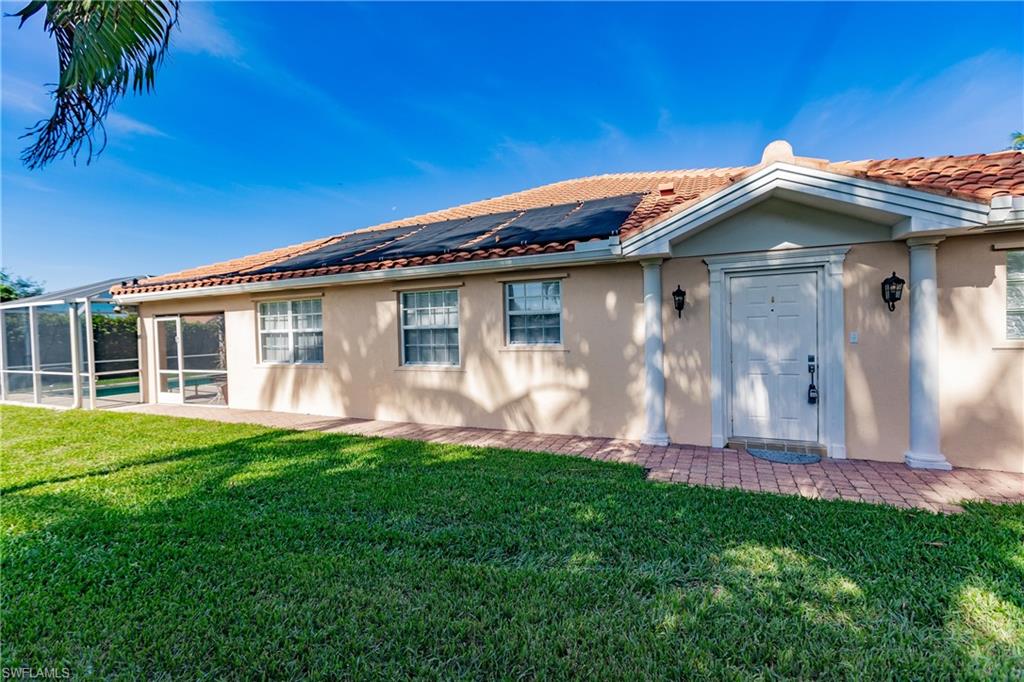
(672, 285), (686, 318)
(881, 271), (905, 312)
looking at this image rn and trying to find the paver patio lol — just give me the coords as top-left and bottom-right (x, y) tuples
(119, 404), (1023, 513)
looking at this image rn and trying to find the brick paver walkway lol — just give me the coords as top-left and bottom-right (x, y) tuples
(121, 404), (1023, 514)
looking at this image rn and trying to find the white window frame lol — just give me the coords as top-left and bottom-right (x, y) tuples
(399, 289), (460, 366)
(1008, 250), (1024, 340)
(504, 280), (563, 346)
(257, 298), (324, 365)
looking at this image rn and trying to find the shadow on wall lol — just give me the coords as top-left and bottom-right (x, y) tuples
(255, 268), (648, 441)
(938, 241), (1024, 472)
(837, 240), (1022, 471)
(663, 271), (710, 444)
(844, 249), (911, 460)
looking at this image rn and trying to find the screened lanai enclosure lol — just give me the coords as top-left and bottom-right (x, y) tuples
(0, 278), (143, 409)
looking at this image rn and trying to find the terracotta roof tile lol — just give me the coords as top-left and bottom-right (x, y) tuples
(117, 150), (1024, 295)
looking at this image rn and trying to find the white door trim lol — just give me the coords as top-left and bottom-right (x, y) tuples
(706, 246), (848, 458)
(154, 315), (184, 405)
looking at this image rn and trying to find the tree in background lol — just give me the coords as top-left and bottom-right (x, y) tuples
(1012, 132), (1024, 151)
(0, 270), (45, 302)
(9, 0), (180, 169)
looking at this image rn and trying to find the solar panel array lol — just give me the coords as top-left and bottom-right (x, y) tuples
(476, 194), (643, 250)
(343, 210), (520, 265)
(251, 193), (644, 275)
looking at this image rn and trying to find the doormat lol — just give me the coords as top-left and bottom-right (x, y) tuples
(746, 448), (821, 465)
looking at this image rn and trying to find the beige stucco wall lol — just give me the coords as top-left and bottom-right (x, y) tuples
(937, 231), (1024, 473)
(138, 231), (1023, 473)
(662, 237), (1024, 472)
(662, 256), (712, 444)
(673, 198), (893, 258)
(661, 242), (914, 461)
(843, 242), (910, 462)
(140, 262), (650, 440)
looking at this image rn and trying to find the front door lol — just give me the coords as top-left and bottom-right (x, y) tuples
(729, 271), (818, 442)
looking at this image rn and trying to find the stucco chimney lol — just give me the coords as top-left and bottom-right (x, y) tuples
(760, 139), (795, 165)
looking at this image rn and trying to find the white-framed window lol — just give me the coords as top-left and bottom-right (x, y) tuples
(258, 298), (323, 364)
(505, 280), (562, 345)
(1008, 250), (1024, 340)
(400, 289), (459, 365)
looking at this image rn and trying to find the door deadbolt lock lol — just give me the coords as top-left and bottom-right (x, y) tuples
(807, 355), (818, 404)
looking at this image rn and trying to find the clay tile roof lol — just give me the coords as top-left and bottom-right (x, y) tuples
(116, 149), (1024, 296)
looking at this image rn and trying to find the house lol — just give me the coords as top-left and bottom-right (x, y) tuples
(112, 142), (1024, 474)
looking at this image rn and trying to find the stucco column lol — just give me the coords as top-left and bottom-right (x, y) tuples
(641, 259), (669, 446)
(905, 237), (951, 470)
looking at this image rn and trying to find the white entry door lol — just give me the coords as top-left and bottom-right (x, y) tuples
(729, 271), (818, 442)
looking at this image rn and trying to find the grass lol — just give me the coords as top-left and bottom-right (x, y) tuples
(1, 405), (1022, 679)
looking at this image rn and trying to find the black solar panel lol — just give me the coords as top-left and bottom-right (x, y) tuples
(487, 193), (644, 248)
(249, 193), (644, 274)
(343, 209), (521, 264)
(253, 224), (417, 273)
(482, 203), (579, 247)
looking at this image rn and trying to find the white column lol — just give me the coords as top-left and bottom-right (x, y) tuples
(641, 259), (669, 446)
(28, 306), (41, 403)
(84, 299), (97, 409)
(905, 237), (951, 470)
(0, 309), (7, 402)
(68, 303), (82, 409)
(708, 269), (726, 448)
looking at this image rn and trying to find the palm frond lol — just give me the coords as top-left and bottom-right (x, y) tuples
(10, 0), (180, 169)
(1012, 132), (1024, 151)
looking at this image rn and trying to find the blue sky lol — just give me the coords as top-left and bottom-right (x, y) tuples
(2, 1), (1022, 290)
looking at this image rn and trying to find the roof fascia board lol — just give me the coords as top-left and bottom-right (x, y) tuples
(622, 163), (991, 257)
(114, 243), (621, 304)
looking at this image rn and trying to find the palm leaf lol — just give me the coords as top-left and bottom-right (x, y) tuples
(9, 0), (180, 169)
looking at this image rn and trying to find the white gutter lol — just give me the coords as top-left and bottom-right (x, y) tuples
(0, 298), (67, 309)
(115, 240), (623, 304)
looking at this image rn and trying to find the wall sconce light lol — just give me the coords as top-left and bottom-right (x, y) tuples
(881, 271), (905, 312)
(672, 285), (686, 318)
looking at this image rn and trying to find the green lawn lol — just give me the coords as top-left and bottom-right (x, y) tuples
(1, 406), (1021, 679)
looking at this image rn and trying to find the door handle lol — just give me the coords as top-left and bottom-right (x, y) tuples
(807, 355), (818, 404)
